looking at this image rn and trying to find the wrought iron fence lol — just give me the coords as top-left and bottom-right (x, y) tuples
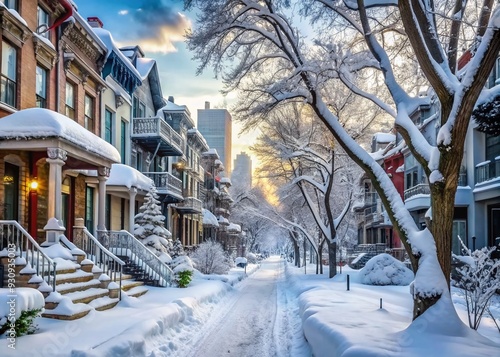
(0, 220), (56, 291)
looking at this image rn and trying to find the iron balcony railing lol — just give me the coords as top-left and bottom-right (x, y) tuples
(79, 229), (125, 299)
(404, 183), (430, 200)
(0, 220), (57, 291)
(475, 158), (500, 184)
(177, 197), (203, 213)
(143, 171), (182, 198)
(132, 117), (184, 154)
(105, 230), (173, 287)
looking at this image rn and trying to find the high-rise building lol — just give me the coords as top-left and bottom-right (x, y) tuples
(232, 152), (252, 189)
(197, 102), (232, 175)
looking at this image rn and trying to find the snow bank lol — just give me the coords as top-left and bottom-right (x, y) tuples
(359, 254), (414, 286)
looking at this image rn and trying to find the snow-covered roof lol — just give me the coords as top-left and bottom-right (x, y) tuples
(203, 148), (220, 159)
(217, 215), (230, 226)
(202, 209), (219, 227)
(0, 108), (120, 163)
(92, 27), (142, 80)
(227, 223), (241, 233)
(158, 100), (192, 117)
(136, 58), (156, 81)
(106, 164), (153, 191)
(70, 10), (107, 52)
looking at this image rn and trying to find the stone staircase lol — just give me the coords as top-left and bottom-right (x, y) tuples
(1, 245), (149, 321)
(118, 255), (162, 288)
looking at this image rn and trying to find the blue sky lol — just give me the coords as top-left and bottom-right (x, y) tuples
(76, 0), (258, 167)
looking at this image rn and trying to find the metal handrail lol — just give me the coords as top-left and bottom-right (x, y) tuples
(80, 228), (124, 299)
(0, 220), (57, 291)
(105, 230), (173, 287)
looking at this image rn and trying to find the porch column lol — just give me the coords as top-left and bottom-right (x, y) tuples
(129, 187), (137, 233)
(97, 166), (110, 232)
(46, 148), (67, 223)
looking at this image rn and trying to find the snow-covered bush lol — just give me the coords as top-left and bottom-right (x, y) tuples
(246, 252), (258, 264)
(0, 288), (45, 336)
(169, 255), (194, 288)
(134, 186), (173, 258)
(359, 253), (414, 286)
(170, 239), (186, 259)
(452, 237), (500, 330)
(190, 241), (231, 275)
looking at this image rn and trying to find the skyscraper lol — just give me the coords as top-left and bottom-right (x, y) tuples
(197, 102), (232, 175)
(232, 152), (252, 189)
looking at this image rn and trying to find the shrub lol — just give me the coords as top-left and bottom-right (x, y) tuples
(176, 270), (193, 288)
(1, 308), (42, 336)
(190, 241), (231, 275)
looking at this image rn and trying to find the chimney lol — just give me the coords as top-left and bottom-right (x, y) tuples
(168, 96), (174, 103)
(87, 17), (104, 28)
(205, 101), (210, 109)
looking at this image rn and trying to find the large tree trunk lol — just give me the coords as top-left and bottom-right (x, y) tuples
(328, 240), (337, 278)
(292, 237), (300, 267)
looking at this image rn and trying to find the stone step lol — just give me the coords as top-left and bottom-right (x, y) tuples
(121, 279), (145, 291)
(56, 270), (94, 285)
(56, 279), (102, 295)
(124, 285), (149, 298)
(89, 296), (120, 311)
(64, 287), (110, 304)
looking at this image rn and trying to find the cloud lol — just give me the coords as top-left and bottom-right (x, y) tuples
(118, 10), (128, 15)
(119, 1), (192, 53)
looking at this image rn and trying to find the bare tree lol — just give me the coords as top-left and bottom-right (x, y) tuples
(185, 0), (500, 319)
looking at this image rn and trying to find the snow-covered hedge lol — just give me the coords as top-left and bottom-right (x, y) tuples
(359, 253), (414, 286)
(0, 288), (45, 337)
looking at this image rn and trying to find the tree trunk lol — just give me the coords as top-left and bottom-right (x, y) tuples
(328, 240), (337, 278)
(319, 240), (325, 274)
(293, 238), (300, 267)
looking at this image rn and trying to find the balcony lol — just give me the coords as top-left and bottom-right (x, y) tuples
(132, 117), (184, 156)
(143, 172), (183, 201)
(176, 196), (203, 214)
(475, 158), (500, 184)
(404, 183), (430, 200)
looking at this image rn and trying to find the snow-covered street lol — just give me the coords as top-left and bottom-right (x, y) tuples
(170, 257), (310, 357)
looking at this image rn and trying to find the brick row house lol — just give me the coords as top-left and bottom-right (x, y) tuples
(0, 1), (237, 319)
(0, 0), (237, 251)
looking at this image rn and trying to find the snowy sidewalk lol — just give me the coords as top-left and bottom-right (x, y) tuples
(1, 265), (259, 357)
(288, 264), (500, 357)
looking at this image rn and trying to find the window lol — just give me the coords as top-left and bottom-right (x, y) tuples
(1, 41), (17, 107)
(105, 109), (113, 144)
(4, 162), (19, 220)
(136, 151), (143, 171)
(85, 186), (95, 233)
(120, 119), (127, 164)
(37, 6), (50, 38)
(36, 65), (47, 108)
(65, 82), (75, 119)
(84, 94), (94, 130)
(2, 0), (18, 10)
(485, 134), (500, 162)
(132, 96), (146, 117)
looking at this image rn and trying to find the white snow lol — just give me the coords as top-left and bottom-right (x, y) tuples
(3, 257), (499, 357)
(359, 253), (414, 286)
(0, 108), (121, 163)
(202, 209), (219, 227)
(107, 164), (153, 191)
(135, 58), (156, 81)
(0, 288), (45, 320)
